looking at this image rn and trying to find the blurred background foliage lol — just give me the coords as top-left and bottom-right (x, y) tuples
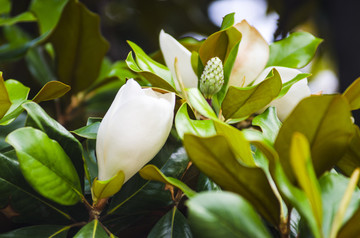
(2, 0), (360, 118)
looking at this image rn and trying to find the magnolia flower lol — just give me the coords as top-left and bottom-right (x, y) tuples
(253, 66), (311, 121)
(96, 79), (175, 182)
(159, 30), (198, 90)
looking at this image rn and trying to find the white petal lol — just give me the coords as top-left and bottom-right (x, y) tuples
(96, 79), (175, 182)
(254, 66), (311, 121)
(159, 30), (198, 90)
(229, 20), (269, 87)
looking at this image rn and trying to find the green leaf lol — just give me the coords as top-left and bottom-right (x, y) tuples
(0, 0), (10, 15)
(74, 220), (109, 238)
(92, 171), (125, 201)
(267, 32), (322, 68)
(183, 134), (280, 225)
(320, 172), (360, 238)
(48, 0), (109, 93)
(329, 169), (360, 238)
(0, 72), (11, 119)
(186, 88), (217, 119)
(186, 191), (271, 238)
(343, 76), (360, 110)
(32, 81), (71, 103)
(72, 121), (100, 139)
(277, 73), (311, 98)
(274, 95), (354, 183)
(252, 107), (282, 143)
(6, 127), (82, 205)
(0, 12), (36, 26)
(175, 103), (216, 140)
(30, 0), (69, 35)
(126, 43), (176, 92)
(0, 225), (68, 238)
(148, 207), (193, 238)
(220, 12), (235, 30)
(213, 120), (255, 166)
(290, 132), (322, 231)
(337, 125), (360, 177)
(0, 79), (30, 125)
(272, 161), (322, 238)
(22, 102), (85, 188)
(222, 68), (282, 119)
(0, 152), (72, 222)
(139, 164), (196, 198)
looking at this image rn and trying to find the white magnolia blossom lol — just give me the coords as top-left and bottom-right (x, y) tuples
(253, 67), (311, 121)
(96, 79), (175, 182)
(159, 30), (198, 90)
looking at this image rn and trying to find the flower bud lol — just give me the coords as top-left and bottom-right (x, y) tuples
(200, 57), (224, 98)
(96, 79), (175, 182)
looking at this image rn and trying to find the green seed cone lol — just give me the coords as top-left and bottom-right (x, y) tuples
(200, 57), (224, 99)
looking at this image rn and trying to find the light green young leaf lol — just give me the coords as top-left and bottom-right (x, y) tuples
(343, 76), (360, 110)
(139, 164), (196, 198)
(290, 132), (322, 232)
(252, 107), (282, 143)
(186, 88), (217, 120)
(175, 103), (216, 140)
(0, 79), (30, 125)
(220, 12), (235, 30)
(6, 127), (82, 205)
(0, 12), (36, 26)
(267, 32), (322, 68)
(92, 171), (125, 201)
(0, 72), (11, 119)
(187, 191), (272, 238)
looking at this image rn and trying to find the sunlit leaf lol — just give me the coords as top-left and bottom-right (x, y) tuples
(183, 134), (280, 225)
(92, 171), (125, 201)
(267, 32), (322, 68)
(0, 72), (11, 119)
(252, 107), (282, 143)
(343, 76), (360, 110)
(186, 88), (217, 120)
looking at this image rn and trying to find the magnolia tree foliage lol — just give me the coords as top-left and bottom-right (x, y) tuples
(1, 1), (360, 238)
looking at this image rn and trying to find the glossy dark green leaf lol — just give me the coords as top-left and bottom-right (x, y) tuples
(186, 88), (217, 119)
(252, 107), (282, 143)
(267, 32), (322, 68)
(0, 12), (36, 26)
(72, 121), (100, 139)
(30, 0), (69, 34)
(106, 142), (184, 215)
(0, 152), (72, 223)
(48, 0), (109, 93)
(74, 220), (109, 238)
(320, 172), (360, 238)
(220, 12), (235, 30)
(175, 103), (216, 140)
(22, 102), (85, 187)
(183, 134), (280, 225)
(0, 80), (30, 125)
(148, 207), (192, 238)
(6, 127), (82, 205)
(343, 76), (360, 110)
(0, 72), (11, 119)
(32, 81), (71, 103)
(222, 68), (282, 119)
(125, 45), (176, 92)
(196, 173), (221, 192)
(187, 191), (271, 238)
(274, 95), (354, 182)
(0, 225), (68, 238)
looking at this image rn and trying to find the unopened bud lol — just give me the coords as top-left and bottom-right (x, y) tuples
(200, 57), (224, 98)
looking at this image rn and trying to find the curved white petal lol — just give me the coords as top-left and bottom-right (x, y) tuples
(159, 30), (198, 90)
(96, 79), (175, 182)
(229, 20), (269, 87)
(254, 67), (311, 121)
